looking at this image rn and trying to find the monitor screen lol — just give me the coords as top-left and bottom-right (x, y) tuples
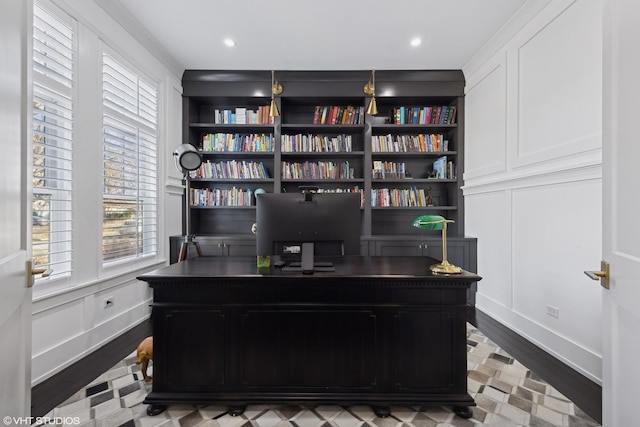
(256, 192), (361, 272)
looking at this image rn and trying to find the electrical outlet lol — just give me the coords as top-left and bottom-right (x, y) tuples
(104, 297), (114, 309)
(546, 304), (559, 318)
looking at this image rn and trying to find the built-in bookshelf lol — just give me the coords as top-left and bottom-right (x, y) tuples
(180, 70), (473, 262)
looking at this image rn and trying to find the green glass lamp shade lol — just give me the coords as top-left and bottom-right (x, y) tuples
(412, 215), (461, 274)
(412, 215), (445, 231)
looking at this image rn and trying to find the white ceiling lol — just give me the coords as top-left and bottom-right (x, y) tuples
(104, 0), (527, 72)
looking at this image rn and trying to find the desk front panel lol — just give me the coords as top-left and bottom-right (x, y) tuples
(141, 256), (478, 407)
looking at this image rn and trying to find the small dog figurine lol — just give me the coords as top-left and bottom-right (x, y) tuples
(135, 336), (153, 382)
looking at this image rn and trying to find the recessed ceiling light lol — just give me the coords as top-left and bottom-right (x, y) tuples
(410, 38), (422, 47)
(224, 38), (236, 47)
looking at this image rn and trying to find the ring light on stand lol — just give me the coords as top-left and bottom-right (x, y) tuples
(173, 144), (203, 262)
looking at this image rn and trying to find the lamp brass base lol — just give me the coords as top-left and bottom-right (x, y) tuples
(430, 260), (462, 274)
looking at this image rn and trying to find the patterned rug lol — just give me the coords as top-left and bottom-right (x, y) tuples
(46, 325), (600, 427)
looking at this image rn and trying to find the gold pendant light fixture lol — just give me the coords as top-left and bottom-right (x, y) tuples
(364, 69), (378, 115)
(269, 70), (283, 117)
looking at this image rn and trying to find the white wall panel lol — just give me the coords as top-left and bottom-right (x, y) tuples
(93, 281), (151, 326)
(514, 0), (602, 167)
(466, 190), (512, 308)
(512, 180), (602, 352)
(165, 79), (185, 239)
(32, 299), (84, 358)
(464, 53), (507, 179)
(31, 298), (150, 383)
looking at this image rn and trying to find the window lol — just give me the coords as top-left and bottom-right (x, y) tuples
(102, 53), (158, 263)
(32, 2), (75, 282)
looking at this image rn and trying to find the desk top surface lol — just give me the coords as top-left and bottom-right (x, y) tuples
(138, 256), (481, 283)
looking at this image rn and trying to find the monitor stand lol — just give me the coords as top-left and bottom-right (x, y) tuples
(282, 242), (335, 273)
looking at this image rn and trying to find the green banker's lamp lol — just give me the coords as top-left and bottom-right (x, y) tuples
(412, 215), (462, 274)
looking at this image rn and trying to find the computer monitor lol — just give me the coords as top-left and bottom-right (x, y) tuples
(256, 192), (361, 273)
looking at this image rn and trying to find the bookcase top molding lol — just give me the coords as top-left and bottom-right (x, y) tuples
(182, 70), (466, 98)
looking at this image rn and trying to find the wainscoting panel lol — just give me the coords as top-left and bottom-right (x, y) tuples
(511, 0), (602, 168)
(464, 51), (508, 180)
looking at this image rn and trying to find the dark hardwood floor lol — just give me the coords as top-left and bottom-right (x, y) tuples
(30, 318), (152, 418)
(31, 309), (601, 424)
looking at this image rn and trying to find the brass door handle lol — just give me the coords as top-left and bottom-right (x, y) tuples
(584, 260), (610, 289)
(32, 267), (53, 277)
(27, 260), (53, 288)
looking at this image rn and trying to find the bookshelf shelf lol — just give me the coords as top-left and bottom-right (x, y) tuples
(281, 124), (364, 130)
(371, 178), (457, 183)
(191, 123), (275, 129)
(282, 179), (365, 183)
(191, 178), (275, 183)
(372, 151), (458, 157)
(181, 70), (470, 245)
(371, 206), (456, 210)
(371, 124), (457, 130)
(191, 205), (257, 210)
(281, 151), (365, 157)
(199, 152), (274, 157)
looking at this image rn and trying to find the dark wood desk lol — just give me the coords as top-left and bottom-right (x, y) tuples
(138, 256), (481, 418)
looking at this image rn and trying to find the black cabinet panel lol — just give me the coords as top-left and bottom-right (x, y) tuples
(241, 310), (377, 389)
(157, 309), (226, 390)
(393, 309), (456, 391)
(169, 235), (257, 263)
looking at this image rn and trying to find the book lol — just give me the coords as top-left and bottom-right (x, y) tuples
(235, 107), (246, 124)
(313, 106), (322, 124)
(439, 106), (448, 124)
(312, 105), (363, 125)
(432, 156), (447, 179)
(448, 106), (457, 124)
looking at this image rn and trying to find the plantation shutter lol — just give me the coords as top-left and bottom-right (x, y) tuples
(102, 53), (158, 262)
(32, 2), (75, 282)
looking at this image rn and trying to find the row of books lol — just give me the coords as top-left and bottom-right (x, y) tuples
(281, 134), (353, 152)
(201, 133), (274, 152)
(205, 105), (454, 126)
(431, 156), (456, 179)
(213, 106), (274, 124)
(312, 105), (365, 125)
(371, 187), (439, 207)
(372, 161), (407, 179)
(190, 187), (254, 207)
(281, 161), (356, 180)
(372, 134), (449, 153)
(389, 105), (457, 125)
(195, 160), (270, 180)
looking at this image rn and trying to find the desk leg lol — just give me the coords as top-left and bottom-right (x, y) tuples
(372, 406), (390, 418)
(146, 404), (167, 416)
(229, 405), (246, 416)
(453, 406), (473, 418)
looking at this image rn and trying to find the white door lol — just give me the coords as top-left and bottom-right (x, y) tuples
(0, 0), (32, 416)
(601, 0), (640, 425)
